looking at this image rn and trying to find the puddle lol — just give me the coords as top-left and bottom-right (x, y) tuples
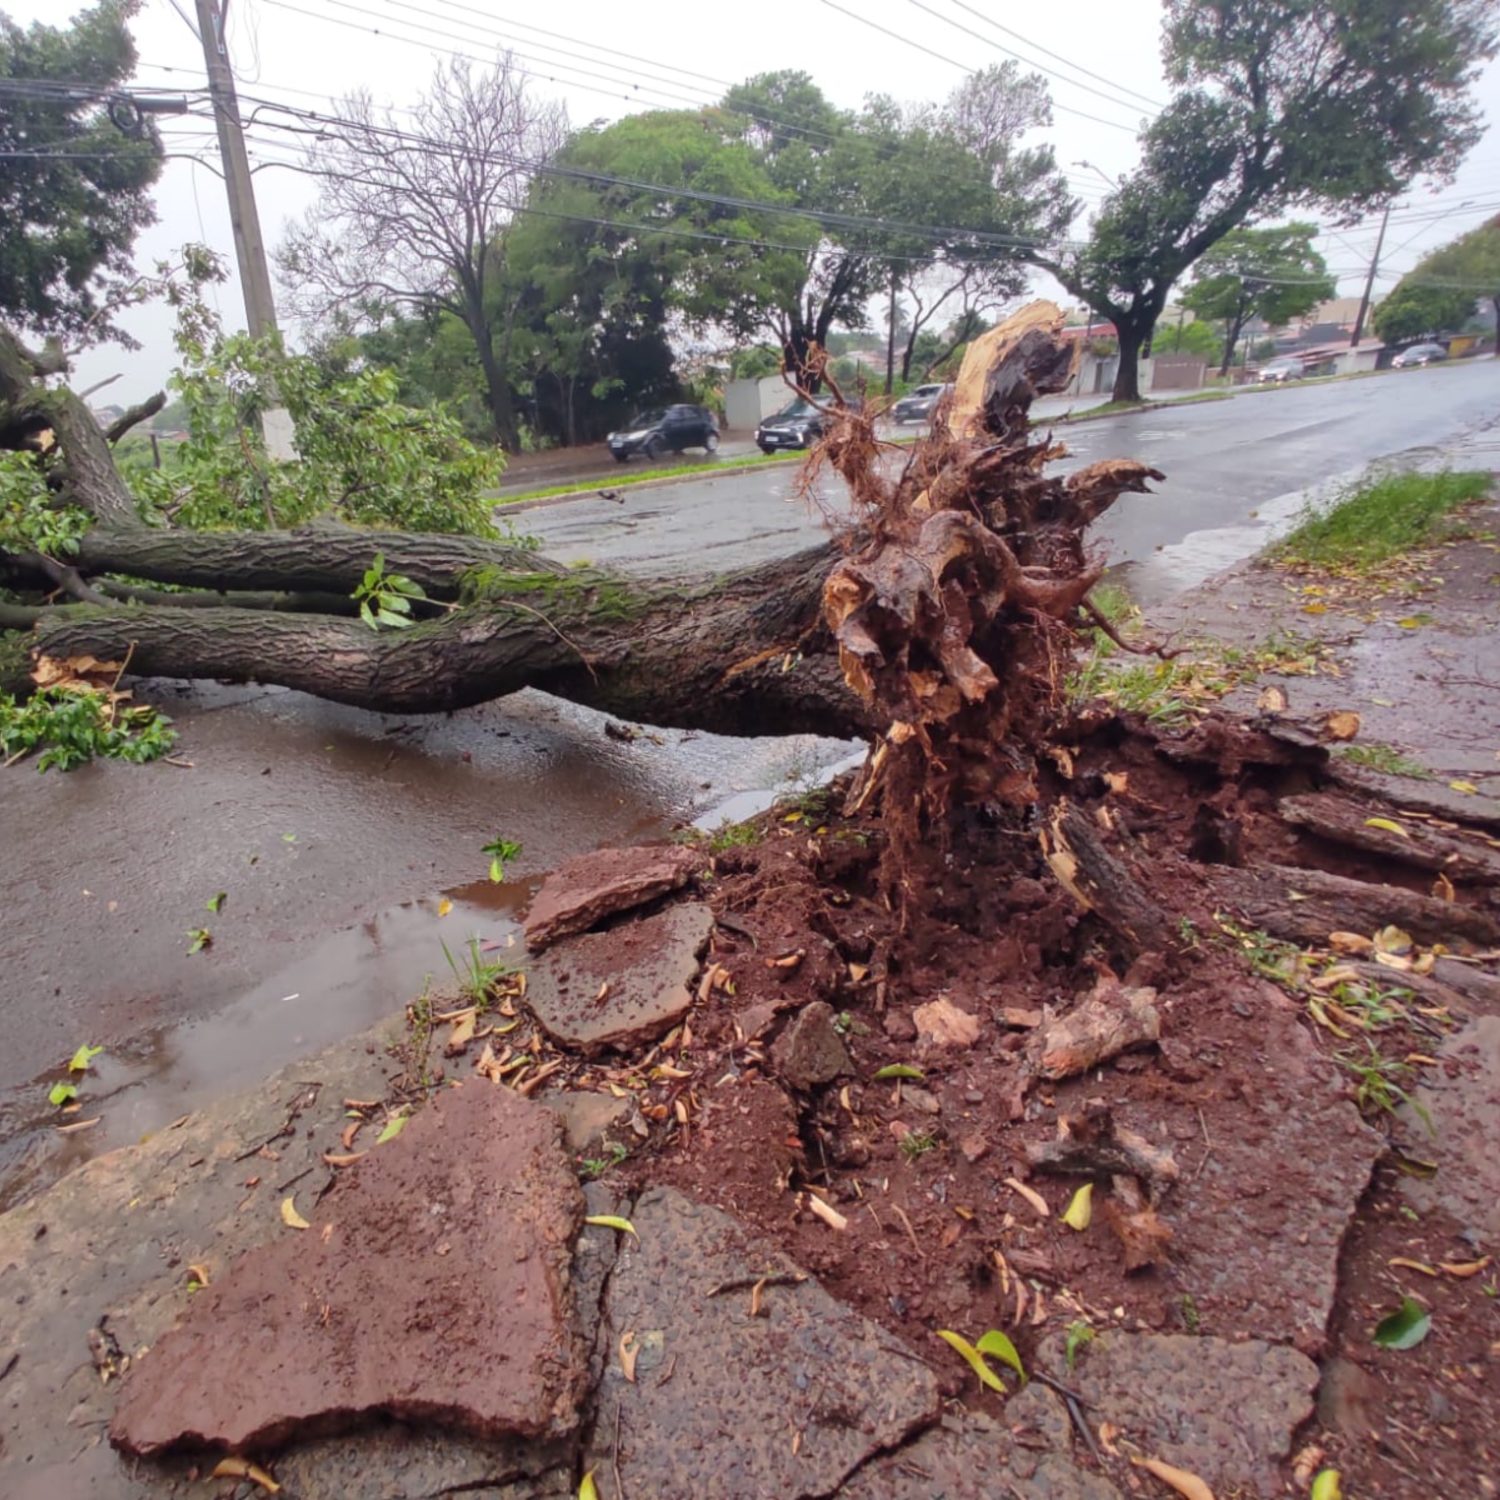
(0, 878), (547, 1213)
(693, 748), (865, 831)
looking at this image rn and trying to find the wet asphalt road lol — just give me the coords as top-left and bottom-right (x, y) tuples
(519, 362), (1499, 603)
(1, 360), (1494, 1203)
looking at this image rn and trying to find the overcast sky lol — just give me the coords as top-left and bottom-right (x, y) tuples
(16, 0), (1500, 399)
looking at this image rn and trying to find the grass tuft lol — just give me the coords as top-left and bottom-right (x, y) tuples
(1269, 468), (1491, 573)
(1333, 742), (1432, 779)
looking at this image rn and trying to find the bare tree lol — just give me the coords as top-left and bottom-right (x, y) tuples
(276, 54), (565, 451)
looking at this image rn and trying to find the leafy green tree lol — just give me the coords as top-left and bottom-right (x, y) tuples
(1031, 0), (1496, 402)
(1181, 223), (1335, 372)
(1372, 282), (1473, 345)
(0, 1), (163, 343)
(1378, 213), (1500, 351)
(130, 268), (502, 535)
(1152, 315), (1220, 359)
(505, 109), (809, 442)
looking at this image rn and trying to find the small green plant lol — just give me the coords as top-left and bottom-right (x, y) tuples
(1179, 1293), (1201, 1333)
(1064, 1320), (1096, 1371)
(1217, 918), (1300, 984)
(353, 552), (427, 631)
(205, 891), (226, 913)
(482, 836), (522, 883)
(579, 1142), (628, 1180)
(1337, 1039), (1432, 1131)
(1333, 742), (1431, 779)
(708, 820), (760, 853)
(441, 935), (509, 1008)
(48, 1081), (79, 1107)
(899, 1129), (939, 1162)
(68, 1044), (103, 1073)
(0, 687), (177, 772)
(832, 1010), (869, 1038)
(186, 927), (212, 954)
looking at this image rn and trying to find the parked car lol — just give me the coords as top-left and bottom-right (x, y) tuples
(1256, 357), (1304, 384)
(1393, 342), (1448, 369)
(755, 398), (835, 453)
(607, 404), (719, 462)
(891, 382), (953, 424)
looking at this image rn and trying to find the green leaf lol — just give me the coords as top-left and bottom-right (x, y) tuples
(935, 1329), (1006, 1393)
(1064, 1319), (1095, 1372)
(68, 1043), (103, 1073)
(282, 832), (297, 843)
(186, 927), (211, 954)
(489, 856), (504, 883)
(873, 1063), (924, 1081)
(359, 600), (378, 630)
(1373, 1296), (1431, 1350)
(975, 1328), (1027, 1385)
(205, 891), (226, 913)
(578, 1472), (599, 1500)
(375, 607), (415, 629)
(584, 1214), (638, 1236)
(1310, 1471), (1343, 1500)
(48, 1081), (79, 1107)
(375, 1109), (410, 1144)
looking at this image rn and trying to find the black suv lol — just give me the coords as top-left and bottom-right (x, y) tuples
(755, 398), (839, 453)
(607, 404), (719, 462)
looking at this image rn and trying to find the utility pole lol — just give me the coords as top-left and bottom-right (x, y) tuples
(193, 0), (296, 459)
(1349, 203), (1391, 348)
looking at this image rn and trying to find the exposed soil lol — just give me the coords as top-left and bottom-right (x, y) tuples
(541, 706), (1499, 1498)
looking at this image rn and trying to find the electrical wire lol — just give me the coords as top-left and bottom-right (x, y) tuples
(906, 0), (1154, 120)
(818, 0), (1139, 135)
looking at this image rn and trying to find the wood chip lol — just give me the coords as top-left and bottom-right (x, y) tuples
(805, 1194), (849, 1232)
(1004, 1176), (1050, 1218)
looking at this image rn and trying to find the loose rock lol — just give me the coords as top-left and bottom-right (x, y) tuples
(771, 1000), (853, 1091)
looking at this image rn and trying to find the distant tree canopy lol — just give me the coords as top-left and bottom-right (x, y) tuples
(1181, 223), (1335, 372)
(0, 0), (163, 344)
(1375, 215), (1499, 347)
(291, 61), (1069, 446)
(1031, 0), (1496, 402)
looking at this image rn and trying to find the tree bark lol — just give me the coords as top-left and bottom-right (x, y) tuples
(1111, 319), (1147, 403)
(464, 293), (519, 453)
(30, 540), (868, 737)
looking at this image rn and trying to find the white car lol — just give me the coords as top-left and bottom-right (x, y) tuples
(1256, 358), (1304, 383)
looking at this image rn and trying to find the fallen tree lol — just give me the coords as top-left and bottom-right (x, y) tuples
(0, 304), (1157, 738)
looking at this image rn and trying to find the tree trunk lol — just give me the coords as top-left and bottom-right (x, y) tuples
(28, 540), (865, 737)
(1111, 319), (1147, 403)
(1218, 311), (1245, 376)
(466, 302), (519, 453)
(885, 266), (898, 397)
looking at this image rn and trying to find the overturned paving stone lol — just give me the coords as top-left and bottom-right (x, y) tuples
(110, 1083), (588, 1458)
(524, 844), (700, 950)
(843, 1390), (1122, 1499)
(526, 902), (713, 1053)
(586, 1187), (940, 1496)
(1057, 1331), (1318, 1498)
(771, 999), (853, 1090)
(1399, 1015), (1500, 1238)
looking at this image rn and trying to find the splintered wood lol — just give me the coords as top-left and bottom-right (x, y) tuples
(811, 301), (1163, 906)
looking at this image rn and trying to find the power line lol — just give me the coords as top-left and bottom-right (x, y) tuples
(906, 0), (1154, 120)
(818, 0), (1139, 135)
(940, 0), (1165, 111)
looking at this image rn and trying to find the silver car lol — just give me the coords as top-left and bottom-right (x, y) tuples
(1392, 342), (1448, 368)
